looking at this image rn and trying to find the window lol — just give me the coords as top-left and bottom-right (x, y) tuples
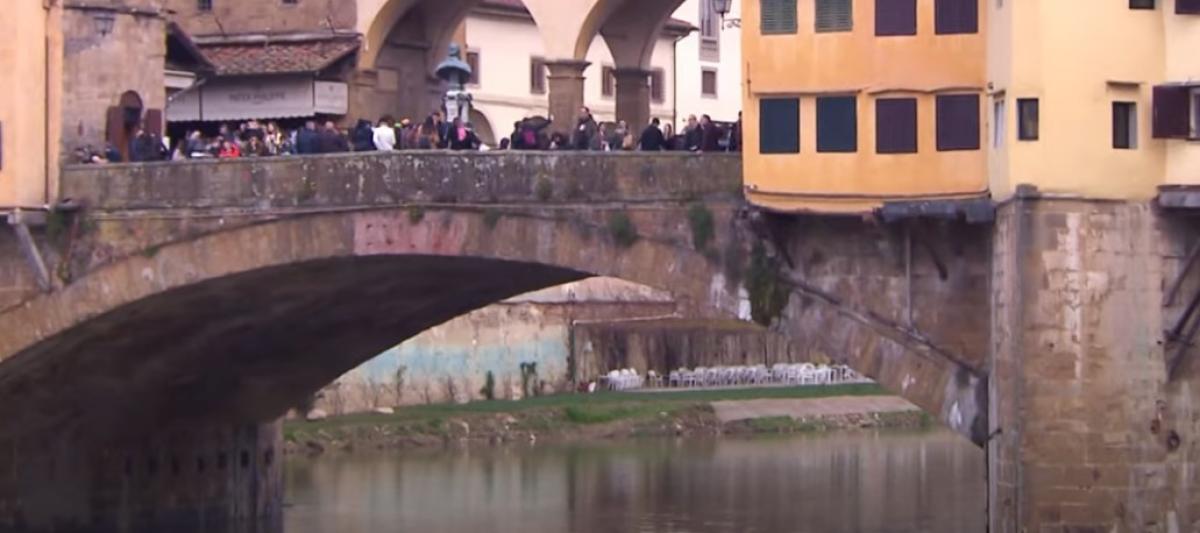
(1113, 102), (1138, 149)
(650, 69), (666, 103)
(817, 96), (858, 152)
(466, 51), (480, 86)
(876, 98), (917, 154)
(282, 0), (298, 4)
(197, 0), (212, 11)
(1179, 0), (1200, 14)
(992, 97), (1006, 148)
(1017, 98), (1039, 140)
(876, 0), (916, 36)
(935, 0), (978, 34)
(530, 57), (546, 95)
(816, 0), (853, 32)
(762, 0), (798, 34)
(936, 94), (980, 151)
(1129, 0), (1155, 9)
(700, 0), (721, 59)
(760, 98), (800, 154)
(601, 66), (615, 98)
(702, 69), (718, 98)
(1194, 91), (1200, 138)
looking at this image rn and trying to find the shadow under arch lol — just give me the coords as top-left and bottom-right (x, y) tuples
(0, 207), (743, 443)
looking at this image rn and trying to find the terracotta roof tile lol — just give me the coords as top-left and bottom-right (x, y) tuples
(199, 37), (360, 76)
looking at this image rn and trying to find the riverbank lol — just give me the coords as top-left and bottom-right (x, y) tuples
(284, 384), (932, 455)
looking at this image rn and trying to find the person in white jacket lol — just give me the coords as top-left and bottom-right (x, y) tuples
(372, 118), (397, 151)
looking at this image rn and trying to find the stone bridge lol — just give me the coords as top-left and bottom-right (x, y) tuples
(0, 151), (992, 530)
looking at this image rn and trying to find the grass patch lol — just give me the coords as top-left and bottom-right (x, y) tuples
(407, 206), (426, 224)
(607, 212), (638, 248)
(686, 203), (715, 251)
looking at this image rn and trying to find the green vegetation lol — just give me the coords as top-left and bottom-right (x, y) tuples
(480, 371), (496, 401)
(745, 243), (790, 327)
(297, 178), (318, 203)
(483, 209), (502, 229)
(284, 383), (889, 443)
(607, 212), (638, 248)
(519, 362), (539, 398)
(686, 203), (715, 251)
(407, 206), (426, 224)
(535, 178), (554, 201)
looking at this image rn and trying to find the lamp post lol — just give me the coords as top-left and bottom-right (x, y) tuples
(711, 0), (740, 29)
(92, 12), (116, 38)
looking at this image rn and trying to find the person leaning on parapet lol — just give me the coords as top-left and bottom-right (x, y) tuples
(683, 115), (703, 152)
(373, 116), (397, 151)
(638, 118), (666, 151)
(699, 114), (723, 153)
(317, 121), (350, 153)
(572, 106), (599, 150)
(294, 121), (319, 155)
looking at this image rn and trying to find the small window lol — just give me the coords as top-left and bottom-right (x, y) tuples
(197, 0), (212, 11)
(601, 66), (615, 98)
(1129, 0), (1155, 8)
(530, 57), (546, 95)
(1017, 98), (1039, 141)
(760, 98), (800, 154)
(816, 0), (853, 32)
(762, 0), (799, 34)
(1193, 90), (1200, 138)
(650, 69), (666, 103)
(936, 94), (980, 151)
(1179, 0), (1200, 14)
(935, 0), (978, 34)
(1113, 102), (1138, 149)
(702, 69), (718, 98)
(817, 96), (858, 153)
(282, 0), (298, 4)
(466, 51), (480, 86)
(876, 0), (916, 36)
(992, 97), (1006, 148)
(876, 98), (917, 154)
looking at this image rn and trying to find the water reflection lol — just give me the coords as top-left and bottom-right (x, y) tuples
(284, 431), (984, 533)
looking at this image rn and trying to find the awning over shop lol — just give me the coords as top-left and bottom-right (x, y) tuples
(167, 76), (348, 122)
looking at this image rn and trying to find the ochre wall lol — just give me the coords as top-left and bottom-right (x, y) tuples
(1164, 0), (1200, 186)
(0, 3), (56, 207)
(742, 0), (987, 213)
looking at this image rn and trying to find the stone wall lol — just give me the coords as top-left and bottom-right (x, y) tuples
(989, 197), (1200, 532)
(316, 279), (677, 414)
(571, 318), (809, 382)
(61, 6), (165, 156)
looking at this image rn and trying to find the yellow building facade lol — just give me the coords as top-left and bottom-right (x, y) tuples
(743, 0), (1200, 213)
(0, 2), (61, 209)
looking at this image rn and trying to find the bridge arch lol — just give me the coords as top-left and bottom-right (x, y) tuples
(0, 206), (743, 443)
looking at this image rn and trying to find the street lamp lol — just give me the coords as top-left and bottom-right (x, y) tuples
(711, 0), (740, 28)
(92, 12), (116, 38)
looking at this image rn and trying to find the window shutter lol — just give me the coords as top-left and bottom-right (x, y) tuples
(936, 94), (981, 151)
(759, 98), (801, 154)
(816, 0), (853, 32)
(1153, 85), (1191, 138)
(761, 0), (798, 34)
(876, 98), (918, 153)
(935, 0), (978, 34)
(1179, 0), (1200, 14)
(817, 96), (859, 152)
(876, 0), (917, 36)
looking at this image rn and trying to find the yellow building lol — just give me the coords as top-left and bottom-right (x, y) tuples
(742, 0), (1200, 213)
(0, 2), (61, 209)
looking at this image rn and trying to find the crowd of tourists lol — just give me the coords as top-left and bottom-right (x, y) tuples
(73, 107), (741, 164)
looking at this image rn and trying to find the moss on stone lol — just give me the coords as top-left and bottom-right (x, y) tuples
(745, 243), (790, 327)
(535, 178), (554, 202)
(407, 206), (426, 224)
(686, 203), (715, 251)
(607, 212), (638, 248)
(483, 209), (502, 230)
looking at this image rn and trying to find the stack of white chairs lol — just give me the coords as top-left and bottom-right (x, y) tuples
(604, 368), (645, 391)
(651, 363), (871, 389)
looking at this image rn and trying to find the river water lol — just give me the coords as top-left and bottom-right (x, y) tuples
(283, 430), (985, 533)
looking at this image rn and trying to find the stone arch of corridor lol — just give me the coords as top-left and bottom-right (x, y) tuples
(0, 207), (744, 444)
(356, 0), (689, 128)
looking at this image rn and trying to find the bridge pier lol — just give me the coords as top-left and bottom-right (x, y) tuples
(989, 196), (1200, 532)
(0, 420), (282, 533)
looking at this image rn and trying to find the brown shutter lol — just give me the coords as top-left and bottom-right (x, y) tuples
(762, 0), (799, 34)
(936, 0), (978, 34)
(1178, 0), (1200, 14)
(106, 106), (130, 162)
(1153, 85), (1191, 138)
(936, 94), (980, 151)
(876, 0), (917, 36)
(144, 109), (164, 138)
(816, 0), (853, 32)
(876, 98), (918, 153)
